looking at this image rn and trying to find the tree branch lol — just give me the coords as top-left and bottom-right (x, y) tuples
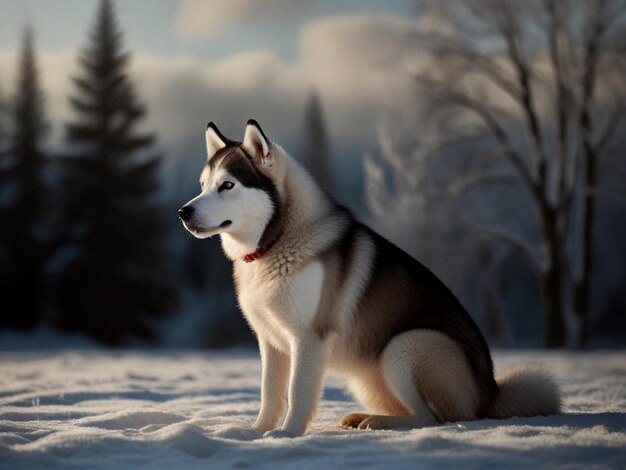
(417, 76), (542, 202)
(594, 98), (626, 154)
(461, 216), (546, 275)
(545, 0), (573, 205)
(447, 172), (519, 200)
(495, 3), (549, 190)
(424, 33), (522, 103)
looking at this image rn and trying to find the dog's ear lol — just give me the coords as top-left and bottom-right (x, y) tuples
(205, 122), (228, 157)
(242, 119), (271, 168)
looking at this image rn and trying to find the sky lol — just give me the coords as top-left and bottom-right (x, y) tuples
(0, 0), (415, 62)
(0, 0), (420, 153)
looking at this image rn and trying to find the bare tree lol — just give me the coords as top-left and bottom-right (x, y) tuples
(572, 0), (626, 347)
(364, 0), (626, 347)
(409, 0), (626, 347)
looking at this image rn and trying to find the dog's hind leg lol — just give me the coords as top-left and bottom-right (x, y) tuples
(357, 329), (480, 430)
(340, 361), (410, 429)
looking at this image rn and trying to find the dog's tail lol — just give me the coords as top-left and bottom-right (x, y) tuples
(487, 366), (561, 419)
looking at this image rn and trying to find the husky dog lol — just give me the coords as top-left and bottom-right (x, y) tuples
(179, 120), (561, 437)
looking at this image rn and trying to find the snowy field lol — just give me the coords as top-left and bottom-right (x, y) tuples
(1, 349), (625, 469)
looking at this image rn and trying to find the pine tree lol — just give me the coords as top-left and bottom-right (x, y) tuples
(0, 28), (49, 329)
(0, 82), (7, 182)
(55, 0), (176, 344)
(298, 91), (333, 191)
(0, 81), (9, 300)
(0, 84), (5, 153)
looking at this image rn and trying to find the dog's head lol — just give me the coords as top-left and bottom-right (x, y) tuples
(179, 120), (283, 253)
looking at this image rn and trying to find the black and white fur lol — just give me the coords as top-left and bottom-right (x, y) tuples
(179, 120), (561, 437)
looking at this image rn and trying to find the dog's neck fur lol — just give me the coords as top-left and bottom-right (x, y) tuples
(220, 147), (333, 262)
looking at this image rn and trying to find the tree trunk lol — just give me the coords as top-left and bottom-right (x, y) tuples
(572, 0), (606, 349)
(540, 266), (566, 348)
(539, 206), (567, 348)
(573, 154), (596, 349)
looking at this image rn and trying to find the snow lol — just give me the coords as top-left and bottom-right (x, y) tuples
(1, 349), (625, 469)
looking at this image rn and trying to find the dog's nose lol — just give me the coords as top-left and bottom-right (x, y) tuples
(178, 206), (194, 222)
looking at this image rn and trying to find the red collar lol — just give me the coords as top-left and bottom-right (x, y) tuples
(242, 242), (274, 263)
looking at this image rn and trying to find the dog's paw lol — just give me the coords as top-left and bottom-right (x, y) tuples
(357, 415), (391, 430)
(213, 425), (263, 441)
(263, 429), (299, 439)
(357, 414), (420, 430)
(340, 412), (371, 429)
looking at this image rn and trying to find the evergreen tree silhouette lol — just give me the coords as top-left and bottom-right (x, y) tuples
(0, 80), (9, 311)
(298, 91), (333, 191)
(0, 82), (7, 180)
(0, 29), (50, 329)
(55, 0), (176, 344)
(0, 84), (5, 152)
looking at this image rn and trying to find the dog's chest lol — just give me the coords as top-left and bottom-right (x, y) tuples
(235, 260), (325, 349)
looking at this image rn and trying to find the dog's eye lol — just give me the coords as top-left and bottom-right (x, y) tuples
(219, 181), (235, 192)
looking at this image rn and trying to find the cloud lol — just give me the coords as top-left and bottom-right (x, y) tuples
(0, 14), (427, 162)
(175, 0), (309, 37)
(298, 15), (424, 147)
(129, 51), (308, 150)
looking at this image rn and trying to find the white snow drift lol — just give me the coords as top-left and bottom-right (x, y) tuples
(0, 350), (624, 469)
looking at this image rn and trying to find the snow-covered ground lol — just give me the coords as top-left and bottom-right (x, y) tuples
(0, 349), (624, 469)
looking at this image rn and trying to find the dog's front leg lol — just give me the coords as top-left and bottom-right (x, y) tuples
(253, 339), (289, 432)
(266, 334), (330, 437)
